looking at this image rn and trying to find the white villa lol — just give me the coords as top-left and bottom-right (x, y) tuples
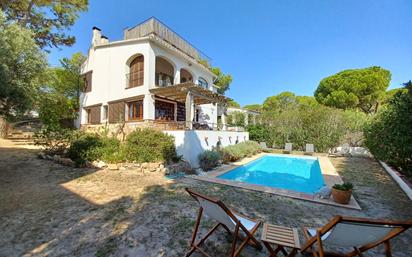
(78, 17), (248, 166)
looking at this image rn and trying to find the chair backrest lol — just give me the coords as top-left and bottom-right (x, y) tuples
(186, 188), (236, 231)
(306, 144), (314, 153)
(324, 221), (396, 247)
(260, 142), (267, 149)
(285, 143), (293, 151)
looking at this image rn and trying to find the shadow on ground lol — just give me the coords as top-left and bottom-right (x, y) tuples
(0, 139), (411, 257)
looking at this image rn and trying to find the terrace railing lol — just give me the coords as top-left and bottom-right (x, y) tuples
(124, 17), (211, 63)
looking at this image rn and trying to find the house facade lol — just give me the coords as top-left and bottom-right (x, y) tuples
(78, 18), (248, 166)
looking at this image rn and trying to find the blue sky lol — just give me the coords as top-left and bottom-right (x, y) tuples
(48, 0), (412, 106)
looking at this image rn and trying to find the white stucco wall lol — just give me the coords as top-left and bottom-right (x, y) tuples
(164, 130), (249, 167)
(78, 31), (217, 127)
(196, 104), (218, 125)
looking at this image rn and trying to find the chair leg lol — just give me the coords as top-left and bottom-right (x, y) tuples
(384, 240), (392, 257)
(316, 230), (325, 257)
(230, 223), (240, 257)
(189, 207), (203, 247)
(301, 226), (319, 257)
(353, 247), (365, 257)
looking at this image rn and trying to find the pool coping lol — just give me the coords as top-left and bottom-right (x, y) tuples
(193, 153), (361, 210)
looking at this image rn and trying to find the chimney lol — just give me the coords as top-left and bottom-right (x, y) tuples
(101, 35), (109, 44)
(92, 26), (102, 46)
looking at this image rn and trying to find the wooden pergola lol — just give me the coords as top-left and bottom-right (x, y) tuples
(149, 82), (229, 105)
(149, 82), (230, 129)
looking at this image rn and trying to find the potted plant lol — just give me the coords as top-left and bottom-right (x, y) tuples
(331, 182), (353, 204)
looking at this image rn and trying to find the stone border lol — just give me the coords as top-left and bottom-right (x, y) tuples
(193, 153), (361, 210)
(379, 161), (412, 200)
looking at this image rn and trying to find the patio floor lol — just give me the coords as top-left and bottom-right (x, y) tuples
(0, 138), (411, 257)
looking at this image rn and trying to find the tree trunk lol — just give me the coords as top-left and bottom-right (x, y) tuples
(0, 117), (8, 138)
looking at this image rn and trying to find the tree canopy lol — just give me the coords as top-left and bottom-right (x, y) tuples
(243, 104), (262, 112)
(0, 0), (88, 49)
(39, 52), (85, 129)
(211, 67), (233, 94)
(0, 10), (47, 121)
(262, 92), (299, 112)
(314, 66), (391, 114)
(364, 81), (412, 177)
(227, 99), (240, 108)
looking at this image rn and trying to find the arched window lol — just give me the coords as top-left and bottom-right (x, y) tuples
(128, 55), (144, 88)
(155, 56), (174, 87)
(180, 68), (193, 83)
(198, 77), (208, 88)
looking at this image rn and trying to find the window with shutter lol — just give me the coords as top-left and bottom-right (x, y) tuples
(128, 55), (144, 88)
(82, 71), (93, 92)
(127, 101), (143, 120)
(108, 101), (125, 123)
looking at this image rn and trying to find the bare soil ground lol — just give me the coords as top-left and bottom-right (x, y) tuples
(0, 138), (411, 257)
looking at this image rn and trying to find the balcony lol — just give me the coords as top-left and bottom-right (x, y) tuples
(155, 72), (174, 87)
(125, 72), (143, 88)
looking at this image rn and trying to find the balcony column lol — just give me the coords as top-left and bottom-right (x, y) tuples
(185, 91), (194, 129)
(253, 114), (256, 125)
(174, 68), (181, 85)
(244, 112), (249, 126)
(221, 105), (227, 130)
(143, 94), (155, 120)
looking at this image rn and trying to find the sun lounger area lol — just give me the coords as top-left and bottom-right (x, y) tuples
(184, 189), (412, 257)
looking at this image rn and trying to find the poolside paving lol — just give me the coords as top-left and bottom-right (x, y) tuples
(0, 138), (411, 257)
(195, 153), (361, 209)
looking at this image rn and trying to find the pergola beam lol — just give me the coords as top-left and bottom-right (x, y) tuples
(149, 82), (230, 105)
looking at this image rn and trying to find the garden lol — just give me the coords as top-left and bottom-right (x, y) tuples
(0, 2), (411, 256)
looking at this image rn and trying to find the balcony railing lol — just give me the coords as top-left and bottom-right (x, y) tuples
(155, 73), (174, 87)
(125, 73), (143, 88)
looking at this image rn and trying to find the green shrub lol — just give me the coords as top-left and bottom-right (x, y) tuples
(198, 150), (221, 171)
(221, 141), (261, 163)
(34, 127), (74, 155)
(67, 133), (103, 165)
(90, 137), (125, 164)
(333, 182), (353, 191)
(124, 128), (177, 163)
(364, 81), (412, 178)
(246, 124), (270, 144)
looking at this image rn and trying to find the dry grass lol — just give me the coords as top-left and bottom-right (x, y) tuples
(0, 138), (411, 257)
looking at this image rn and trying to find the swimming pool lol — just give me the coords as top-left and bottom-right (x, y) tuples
(217, 155), (325, 194)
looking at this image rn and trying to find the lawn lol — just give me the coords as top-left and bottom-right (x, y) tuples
(0, 138), (411, 257)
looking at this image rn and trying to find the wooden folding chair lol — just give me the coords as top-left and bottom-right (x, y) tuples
(185, 188), (262, 257)
(300, 215), (412, 257)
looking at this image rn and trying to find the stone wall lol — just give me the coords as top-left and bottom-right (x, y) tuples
(80, 120), (175, 140)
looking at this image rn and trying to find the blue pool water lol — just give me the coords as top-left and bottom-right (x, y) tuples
(218, 155), (325, 194)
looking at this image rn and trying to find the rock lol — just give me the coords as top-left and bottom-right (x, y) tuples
(59, 158), (75, 167)
(316, 186), (332, 199)
(85, 161), (94, 168)
(93, 160), (107, 168)
(53, 155), (61, 162)
(166, 161), (193, 175)
(119, 166), (126, 170)
(108, 163), (119, 170)
(141, 163), (148, 169)
(159, 164), (164, 169)
(38, 152), (46, 159)
(148, 163), (158, 170)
